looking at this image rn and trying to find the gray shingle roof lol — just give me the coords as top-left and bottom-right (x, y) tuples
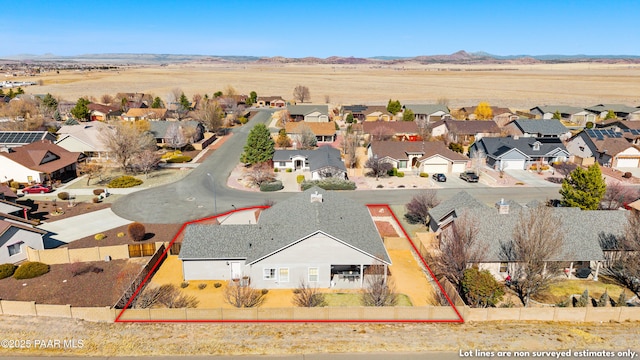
(273, 146), (346, 172)
(403, 104), (449, 115)
(586, 104), (638, 114)
(287, 104), (329, 116)
(512, 119), (569, 136)
(473, 136), (568, 158)
(148, 120), (201, 139)
(179, 187), (390, 264)
(428, 191), (489, 223)
(531, 105), (586, 115)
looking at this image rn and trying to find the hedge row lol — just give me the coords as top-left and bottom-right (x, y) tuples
(300, 178), (356, 191)
(260, 180), (284, 192)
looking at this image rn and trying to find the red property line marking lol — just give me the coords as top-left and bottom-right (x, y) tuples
(115, 204), (463, 323)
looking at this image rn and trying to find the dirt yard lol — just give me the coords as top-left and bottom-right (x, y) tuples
(25, 63), (640, 109)
(0, 315), (638, 357)
(0, 259), (145, 307)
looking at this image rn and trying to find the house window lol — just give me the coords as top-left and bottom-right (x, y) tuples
(263, 268), (276, 280)
(279, 268), (290, 282)
(279, 162), (286, 167)
(499, 262), (508, 273)
(308, 267), (319, 282)
(8, 243), (22, 257)
(399, 160), (408, 168)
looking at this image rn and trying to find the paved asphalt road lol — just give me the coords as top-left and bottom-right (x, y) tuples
(111, 110), (626, 224)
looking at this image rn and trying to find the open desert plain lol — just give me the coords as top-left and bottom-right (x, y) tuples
(30, 62), (640, 108)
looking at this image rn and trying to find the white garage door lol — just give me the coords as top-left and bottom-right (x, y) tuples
(423, 163), (449, 174)
(616, 158), (639, 168)
(451, 162), (467, 173)
(501, 159), (525, 170)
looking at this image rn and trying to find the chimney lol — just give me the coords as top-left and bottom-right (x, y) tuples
(310, 191), (323, 203)
(496, 198), (509, 214)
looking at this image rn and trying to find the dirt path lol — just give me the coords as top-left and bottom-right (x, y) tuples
(1, 315), (638, 357)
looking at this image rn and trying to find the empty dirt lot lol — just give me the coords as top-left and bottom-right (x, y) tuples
(28, 63), (640, 109)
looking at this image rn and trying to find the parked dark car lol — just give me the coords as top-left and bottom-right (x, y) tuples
(21, 184), (53, 194)
(459, 171), (479, 183)
(432, 173), (447, 182)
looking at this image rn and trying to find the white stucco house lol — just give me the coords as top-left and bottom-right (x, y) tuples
(0, 215), (47, 264)
(273, 145), (347, 180)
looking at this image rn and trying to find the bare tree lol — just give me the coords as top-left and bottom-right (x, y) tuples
(364, 155), (393, 180)
(431, 211), (485, 292)
(405, 190), (441, 226)
(293, 85), (310, 103)
(470, 148), (486, 174)
(293, 124), (317, 149)
(361, 262), (398, 306)
(292, 280), (326, 307)
(224, 84), (237, 97)
(165, 123), (187, 150)
(100, 94), (114, 105)
(341, 132), (360, 169)
(500, 204), (565, 307)
(370, 125), (394, 141)
(324, 94), (330, 104)
(76, 161), (105, 185)
(134, 284), (199, 309)
(196, 99), (224, 133)
(603, 212), (640, 296)
(131, 149), (161, 178)
(100, 121), (156, 172)
(224, 280), (266, 308)
(600, 181), (638, 210)
(244, 162), (276, 186)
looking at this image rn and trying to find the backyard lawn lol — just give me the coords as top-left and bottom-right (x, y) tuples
(532, 276), (629, 305)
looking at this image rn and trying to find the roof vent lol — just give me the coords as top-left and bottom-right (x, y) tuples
(496, 198), (509, 214)
(310, 191), (323, 203)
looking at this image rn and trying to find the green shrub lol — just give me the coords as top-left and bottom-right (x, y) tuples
(274, 168), (279, 172)
(296, 175), (305, 184)
(108, 176), (143, 188)
(419, 172), (429, 177)
(183, 143), (195, 151)
(57, 192), (69, 200)
(0, 263), (17, 279)
(286, 168), (293, 173)
(575, 289), (589, 307)
(300, 178), (357, 191)
(586, 121), (594, 129)
(13, 262), (50, 279)
(166, 155), (192, 163)
(198, 283), (207, 290)
(260, 180), (284, 192)
(448, 142), (464, 153)
(238, 116), (248, 124)
(117, 232), (125, 238)
(396, 171), (404, 178)
(93, 189), (104, 196)
(94, 233), (106, 240)
(214, 282), (222, 288)
(387, 168), (397, 176)
(128, 222), (146, 241)
(10, 181), (20, 189)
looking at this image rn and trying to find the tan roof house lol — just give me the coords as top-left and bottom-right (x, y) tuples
(123, 108), (167, 121)
(285, 121), (336, 143)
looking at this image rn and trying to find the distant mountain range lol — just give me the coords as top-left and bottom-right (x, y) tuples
(3, 51), (640, 65)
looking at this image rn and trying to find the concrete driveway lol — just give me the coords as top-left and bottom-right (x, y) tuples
(504, 170), (562, 187)
(38, 208), (133, 244)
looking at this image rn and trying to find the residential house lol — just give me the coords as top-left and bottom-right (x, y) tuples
(256, 96), (286, 108)
(288, 105), (330, 122)
(87, 103), (122, 121)
(566, 129), (640, 168)
(342, 105), (393, 122)
(368, 140), (469, 174)
(148, 121), (205, 146)
(57, 101), (76, 119)
(530, 105), (596, 126)
(0, 131), (57, 153)
(56, 122), (113, 160)
(273, 145), (347, 180)
(427, 191), (626, 281)
(115, 93), (152, 110)
(179, 187), (391, 289)
(586, 104), (640, 121)
(456, 106), (516, 125)
(0, 185), (18, 203)
(403, 104), (451, 123)
(122, 108), (167, 121)
(285, 121), (336, 144)
(442, 120), (502, 144)
(470, 136), (569, 170)
(0, 216), (48, 264)
(506, 119), (571, 139)
(0, 140), (82, 183)
(363, 121), (420, 142)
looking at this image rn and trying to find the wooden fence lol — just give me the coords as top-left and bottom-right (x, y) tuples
(26, 242), (163, 264)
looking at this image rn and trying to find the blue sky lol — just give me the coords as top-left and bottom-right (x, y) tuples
(2, 0), (639, 57)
